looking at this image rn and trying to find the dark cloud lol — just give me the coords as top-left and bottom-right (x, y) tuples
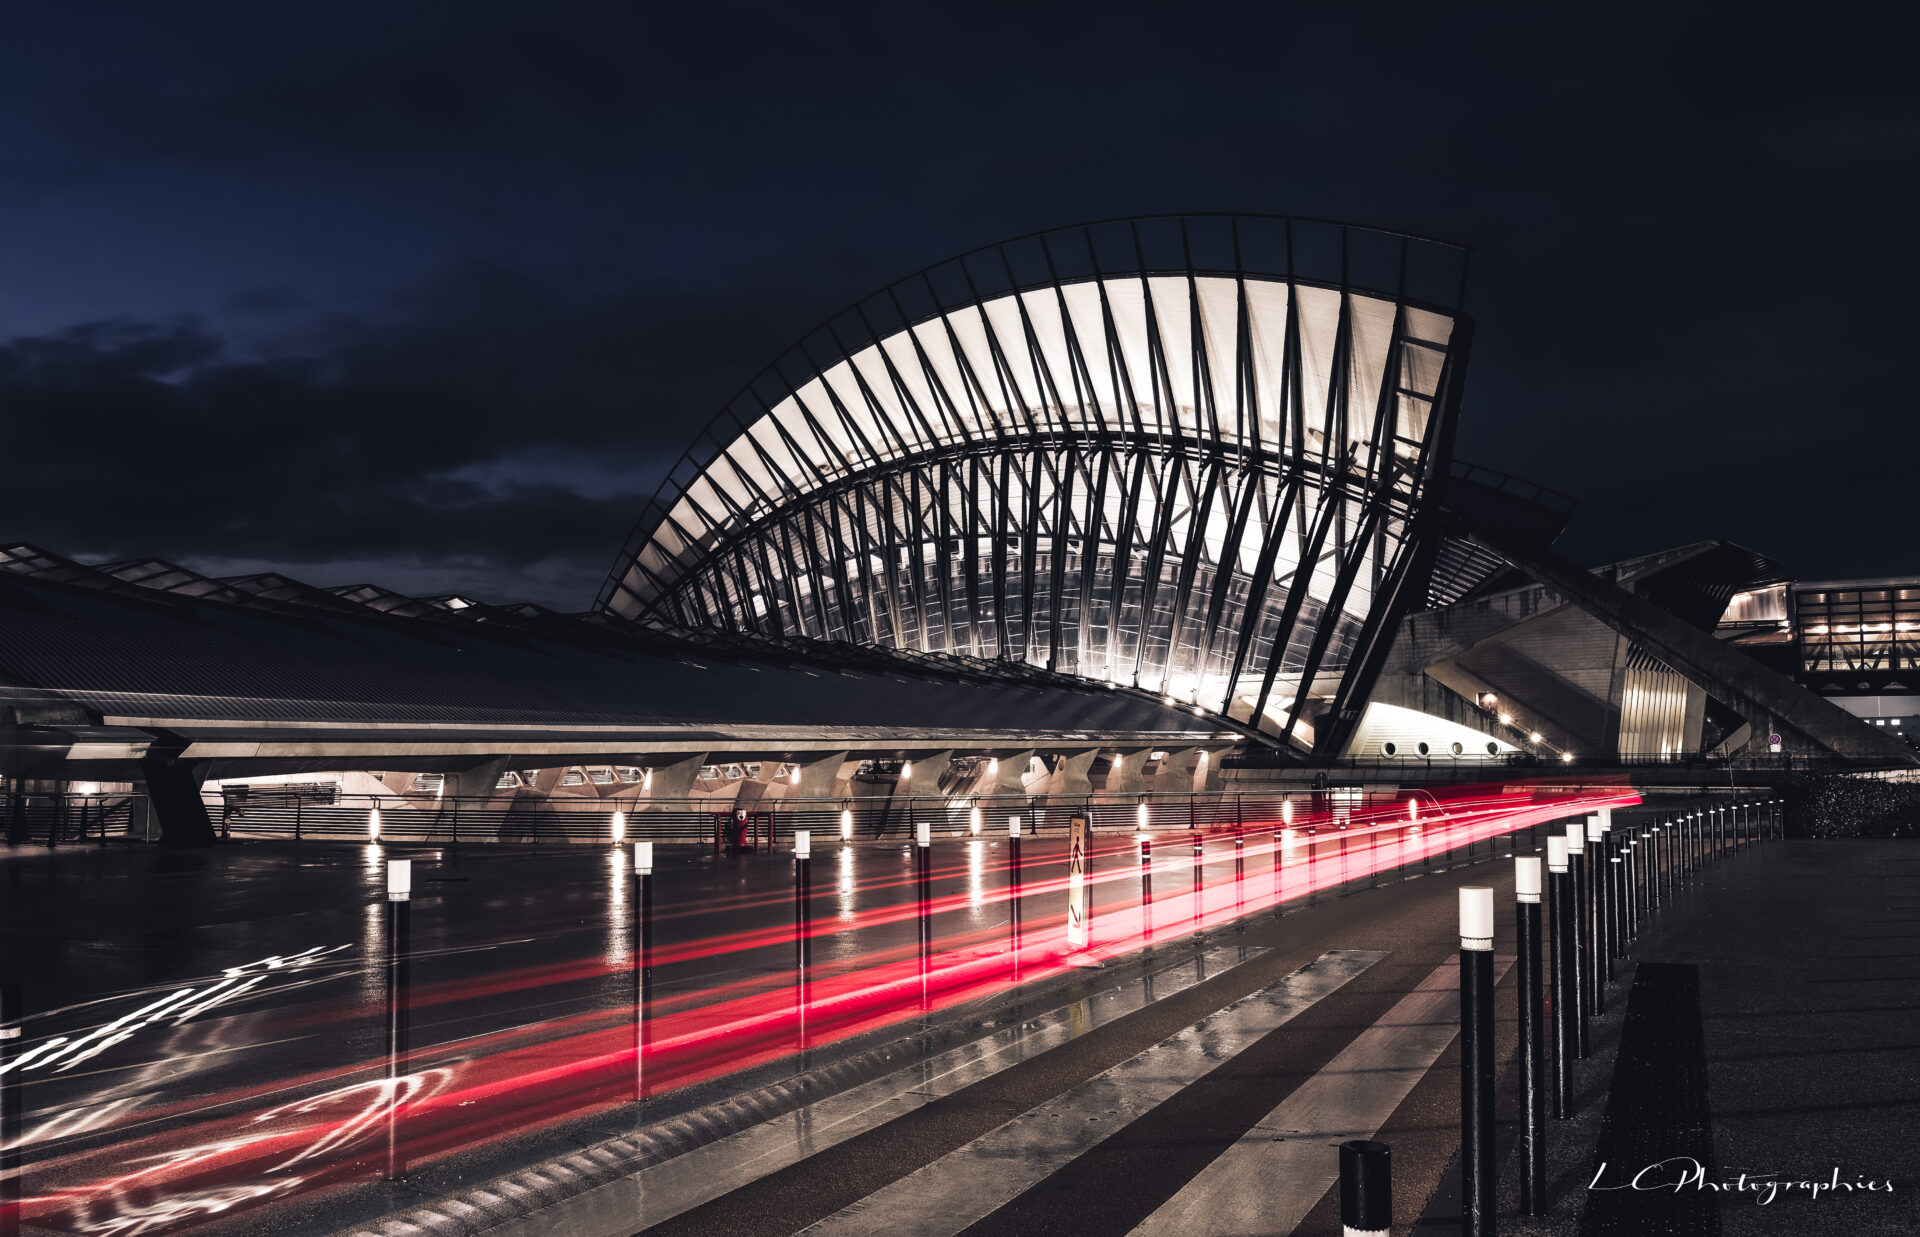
(0, 0), (1915, 602)
(0, 255), (886, 607)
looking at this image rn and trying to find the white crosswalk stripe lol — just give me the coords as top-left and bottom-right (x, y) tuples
(1129, 955), (1513, 1237)
(797, 949), (1386, 1237)
(437, 945), (1265, 1237)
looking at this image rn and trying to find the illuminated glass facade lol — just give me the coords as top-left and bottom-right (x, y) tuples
(1796, 578), (1920, 678)
(599, 216), (1474, 752)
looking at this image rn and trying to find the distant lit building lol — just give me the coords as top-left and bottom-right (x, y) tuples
(1717, 574), (1919, 742)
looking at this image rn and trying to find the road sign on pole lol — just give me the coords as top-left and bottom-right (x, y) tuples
(1066, 813), (1090, 950)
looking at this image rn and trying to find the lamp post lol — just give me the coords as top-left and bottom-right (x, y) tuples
(383, 859), (412, 1180)
(1548, 835), (1576, 1116)
(916, 820), (932, 1010)
(1516, 856), (1546, 1214)
(0, 982), (20, 1237)
(1008, 816), (1023, 982)
(1138, 832), (1153, 941)
(633, 841), (652, 1104)
(1566, 821), (1590, 1058)
(794, 832), (811, 1051)
(1459, 886), (1496, 1237)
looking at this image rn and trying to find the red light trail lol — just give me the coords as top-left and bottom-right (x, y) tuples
(1, 783), (1637, 1235)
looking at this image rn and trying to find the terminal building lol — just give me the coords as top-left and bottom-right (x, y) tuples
(0, 215), (1911, 844)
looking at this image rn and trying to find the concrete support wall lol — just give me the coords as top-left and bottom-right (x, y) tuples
(1052, 749), (1099, 797)
(789, 752), (850, 799)
(140, 754), (216, 847)
(987, 750), (1034, 795)
(1103, 748), (1154, 795)
(635, 754), (708, 809)
(902, 751), (951, 797)
(1153, 747), (1203, 794)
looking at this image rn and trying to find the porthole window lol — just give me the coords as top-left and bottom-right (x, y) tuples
(1382, 741), (1398, 757)
(1450, 741), (1464, 756)
(1486, 741), (1499, 755)
(1417, 741), (1431, 757)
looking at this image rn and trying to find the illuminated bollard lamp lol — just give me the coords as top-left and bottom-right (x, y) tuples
(383, 858), (412, 1180)
(1515, 856), (1546, 1214)
(1458, 885), (1496, 1237)
(1547, 836), (1577, 1116)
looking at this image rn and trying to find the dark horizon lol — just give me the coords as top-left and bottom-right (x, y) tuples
(3, 3), (1912, 609)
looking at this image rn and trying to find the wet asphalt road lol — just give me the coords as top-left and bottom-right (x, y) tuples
(1, 827), (1338, 1236)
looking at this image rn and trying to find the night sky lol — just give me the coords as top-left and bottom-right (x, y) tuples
(2, 3), (1912, 609)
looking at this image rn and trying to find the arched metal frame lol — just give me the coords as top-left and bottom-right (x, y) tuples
(600, 215), (1474, 753)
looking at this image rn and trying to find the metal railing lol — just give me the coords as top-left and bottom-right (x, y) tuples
(1, 793), (151, 846)
(202, 789), (1416, 847)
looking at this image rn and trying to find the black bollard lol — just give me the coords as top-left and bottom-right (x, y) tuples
(1139, 831), (1153, 941)
(1636, 832), (1651, 927)
(1, 982), (20, 1237)
(1008, 817), (1023, 983)
(1548, 836), (1576, 1117)
(1594, 818), (1615, 983)
(1599, 816), (1618, 986)
(1272, 821), (1285, 915)
(1587, 817), (1608, 1014)
(1234, 823), (1246, 910)
(384, 858), (412, 1180)
(916, 821), (932, 1010)
(795, 830), (812, 1052)
(1609, 854), (1624, 965)
(1192, 830), (1204, 928)
(633, 841), (653, 1104)
(1339, 1139), (1392, 1237)
(1566, 821), (1590, 1057)
(1460, 886), (1496, 1237)
(1515, 856), (1547, 1213)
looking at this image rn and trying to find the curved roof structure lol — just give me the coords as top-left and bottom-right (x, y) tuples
(600, 215), (1475, 752)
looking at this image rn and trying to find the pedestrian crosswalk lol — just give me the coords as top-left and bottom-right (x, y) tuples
(356, 942), (1493, 1237)
(1129, 956), (1512, 1237)
(799, 950), (1384, 1237)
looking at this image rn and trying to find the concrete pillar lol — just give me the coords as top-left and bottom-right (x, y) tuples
(635, 754), (708, 810)
(901, 751), (952, 797)
(139, 753), (217, 848)
(787, 751), (849, 800)
(1053, 749), (1100, 798)
(444, 757), (510, 803)
(1103, 748), (1154, 795)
